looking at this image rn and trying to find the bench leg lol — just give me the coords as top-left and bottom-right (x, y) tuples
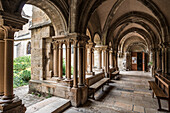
(157, 98), (162, 111)
(92, 90), (95, 100)
(102, 86), (104, 91)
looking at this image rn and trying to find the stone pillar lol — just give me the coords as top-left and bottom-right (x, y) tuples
(157, 49), (161, 70)
(0, 34), (4, 96)
(1, 27), (15, 102)
(73, 40), (78, 88)
(109, 49), (113, 68)
(105, 49), (109, 77)
(66, 40), (71, 80)
(58, 42), (63, 80)
(102, 50), (105, 69)
(92, 51), (94, 68)
(113, 50), (118, 70)
(53, 42), (58, 77)
(78, 41), (85, 86)
(98, 49), (102, 69)
(0, 14), (27, 113)
(165, 47), (168, 74)
(86, 42), (94, 75)
(162, 47), (165, 73)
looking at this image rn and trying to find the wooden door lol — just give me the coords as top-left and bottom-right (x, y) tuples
(131, 52), (137, 71)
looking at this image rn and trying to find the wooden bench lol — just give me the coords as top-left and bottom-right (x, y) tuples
(148, 75), (170, 111)
(86, 72), (110, 99)
(109, 68), (119, 80)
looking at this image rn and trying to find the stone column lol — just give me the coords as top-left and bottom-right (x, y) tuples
(102, 50), (105, 69)
(73, 40), (78, 88)
(0, 36), (4, 96)
(162, 47), (165, 73)
(0, 14), (27, 113)
(58, 42), (63, 80)
(78, 41), (85, 86)
(86, 42), (94, 75)
(98, 49), (102, 69)
(109, 49), (113, 68)
(92, 51), (94, 68)
(53, 42), (58, 77)
(66, 40), (71, 80)
(105, 49), (109, 77)
(115, 51), (118, 70)
(0, 27), (15, 103)
(165, 47), (168, 74)
(157, 49), (161, 70)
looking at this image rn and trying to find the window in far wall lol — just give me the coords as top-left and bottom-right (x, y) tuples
(27, 42), (31, 54)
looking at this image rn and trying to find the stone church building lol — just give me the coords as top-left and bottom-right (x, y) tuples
(0, 0), (170, 113)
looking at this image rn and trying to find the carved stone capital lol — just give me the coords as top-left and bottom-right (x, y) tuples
(0, 11), (28, 30)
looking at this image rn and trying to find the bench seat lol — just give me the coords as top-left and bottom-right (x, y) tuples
(89, 78), (110, 99)
(148, 80), (169, 111)
(89, 78), (110, 90)
(148, 81), (167, 99)
(110, 71), (119, 80)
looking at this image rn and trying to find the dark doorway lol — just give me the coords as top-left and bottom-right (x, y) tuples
(137, 52), (143, 71)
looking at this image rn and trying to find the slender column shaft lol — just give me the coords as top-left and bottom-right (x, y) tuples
(66, 41), (71, 80)
(162, 47), (165, 73)
(89, 48), (93, 72)
(0, 40), (4, 96)
(92, 51), (94, 68)
(73, 41), (78, 88)
(66, 45), (67, 78)
(109, 50), (113, 68)
(98, 49), (102, 69)
(3, 39), (14, 100)
(165, 47), (168, 74)
(105, 50), (109, 73)
(53, 43), (58, 77)
(58, 43), (63, 79)
(157, 49), (160, 70)
(78, 42), (84, 86)
(102, 50), (105, 69)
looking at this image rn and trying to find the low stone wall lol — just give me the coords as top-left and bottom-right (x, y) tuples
(29, 80), (71, 99)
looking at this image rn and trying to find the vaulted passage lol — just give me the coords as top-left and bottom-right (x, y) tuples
(0, 0), (170, 113)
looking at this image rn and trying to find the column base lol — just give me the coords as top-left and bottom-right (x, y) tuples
(80, 86), (88, 105)
(70, 87), (81, 107)
(86, 72), (95, 75)
(0, 97), (26, 113)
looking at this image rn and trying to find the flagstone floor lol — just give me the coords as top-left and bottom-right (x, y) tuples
(64, 71), (168, 113)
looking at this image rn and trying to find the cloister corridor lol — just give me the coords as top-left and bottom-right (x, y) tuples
(13, 71), (167, 113)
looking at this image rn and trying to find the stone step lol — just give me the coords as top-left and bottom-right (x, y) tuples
(26, 97), (71, 113)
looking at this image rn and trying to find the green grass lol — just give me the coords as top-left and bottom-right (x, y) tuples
(13, 56), (31, 88)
